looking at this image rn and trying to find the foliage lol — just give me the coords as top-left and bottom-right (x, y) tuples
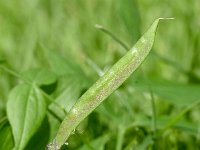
(0, 0), (200, 150)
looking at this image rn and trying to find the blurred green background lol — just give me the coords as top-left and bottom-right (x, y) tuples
(0, 0), (200, 149)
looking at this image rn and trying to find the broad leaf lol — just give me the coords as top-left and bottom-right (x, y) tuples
(7, 84), (47, 150)
(22, 69), (57, 86)
(0, 120), (14, 150)
(25, 117), (50, 150)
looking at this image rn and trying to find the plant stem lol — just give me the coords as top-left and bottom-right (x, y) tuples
(149, 87), (157, 139)
(140, 68), (157, 139)
(95, 24), (130, 51)
(116, 126), (125, 150)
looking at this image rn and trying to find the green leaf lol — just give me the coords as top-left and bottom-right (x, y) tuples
(0, 59), (6, 64)
(47, 112), (61, 143)
(133, 114), (198, 135)
(52, 75), (88, 111)
(152, 83), (200, 106)
(0, 121), (14, 150)
(22, 69), (57, 86)
(25, 117), (50, 150)
(7, 84), (47, 150)
(135, 79), (200, 106)
(77, 134), (110, 150)
(118, 0), (141, 43)
(157, 116), (198, 135)
(44, 49), (83, 76)
(48, 18), (168, 149)
(45, 49), (89, 110)
(135, 135), (153, 150)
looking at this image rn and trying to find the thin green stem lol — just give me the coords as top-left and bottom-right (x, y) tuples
(48, 109), (63, 123)
(116, 125), (125, 150)
(95, 24), (130, 51)
(0, 65), (31, 84)
(86, 58), (104, 77)
(141, 68), (157, 140)
(40, 90), (67, 115)
(149, 87), (157, 139)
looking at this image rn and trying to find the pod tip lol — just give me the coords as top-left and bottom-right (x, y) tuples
(158, 17), (175, 20)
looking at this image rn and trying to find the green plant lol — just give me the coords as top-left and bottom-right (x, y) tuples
(1, 1), (200, 150)
(47, 18), (165, 149)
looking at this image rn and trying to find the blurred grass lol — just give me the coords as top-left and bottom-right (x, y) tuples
(0, 0), (200, 149)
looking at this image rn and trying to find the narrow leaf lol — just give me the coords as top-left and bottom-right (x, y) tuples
(48, 18), (168, 149)
(135, 79), (200, 106)
(135, 135), (153, 150)
(44, 49), (83, 76)
(7, 84), (47, 150)
(78, 134), (110, 150)
(118, 0), (141, 43)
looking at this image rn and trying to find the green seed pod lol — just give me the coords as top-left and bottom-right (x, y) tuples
(47, 18), (171, 150)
